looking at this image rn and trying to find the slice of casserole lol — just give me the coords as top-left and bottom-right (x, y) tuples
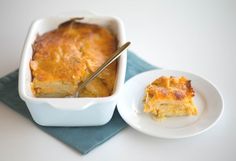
(143, 76), (198, 119)
(30, 19), (117, 97)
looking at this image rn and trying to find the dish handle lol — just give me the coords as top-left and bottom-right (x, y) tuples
(46, 99), (96, 111)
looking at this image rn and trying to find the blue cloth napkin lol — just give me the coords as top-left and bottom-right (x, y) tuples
(0, 51), (158, 154)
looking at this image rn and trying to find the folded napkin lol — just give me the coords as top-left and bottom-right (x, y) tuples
(0, 51), (158, 154)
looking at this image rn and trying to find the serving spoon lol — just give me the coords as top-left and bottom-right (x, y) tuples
(75, 41), (131, 97)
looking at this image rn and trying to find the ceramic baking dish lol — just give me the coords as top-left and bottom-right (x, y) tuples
(18, 15), (127, 126)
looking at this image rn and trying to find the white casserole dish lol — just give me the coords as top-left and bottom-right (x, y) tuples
(18, 15), (127, 126)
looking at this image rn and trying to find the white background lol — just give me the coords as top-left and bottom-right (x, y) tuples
(0, 0), (236, 160)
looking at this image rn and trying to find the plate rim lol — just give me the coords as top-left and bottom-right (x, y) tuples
(117, 69), (224, 139)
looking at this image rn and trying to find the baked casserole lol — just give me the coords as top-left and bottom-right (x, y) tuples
(30, 19), (118, 97)
(143, 76), (198, 119)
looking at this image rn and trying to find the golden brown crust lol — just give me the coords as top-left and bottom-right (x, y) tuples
(30, 20), (117, 97)
(147, 76), (195, 101)
(143, 76), (198, 119)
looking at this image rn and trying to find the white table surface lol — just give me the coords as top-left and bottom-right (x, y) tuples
(0, 0), (236, 160)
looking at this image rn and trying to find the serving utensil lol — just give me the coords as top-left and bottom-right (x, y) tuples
(75, 42), (131, 97)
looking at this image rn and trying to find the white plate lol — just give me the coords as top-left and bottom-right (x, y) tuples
(117, 69), (224, 139)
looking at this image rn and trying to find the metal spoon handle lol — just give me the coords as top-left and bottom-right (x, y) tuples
(76, 42), (131, 96)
